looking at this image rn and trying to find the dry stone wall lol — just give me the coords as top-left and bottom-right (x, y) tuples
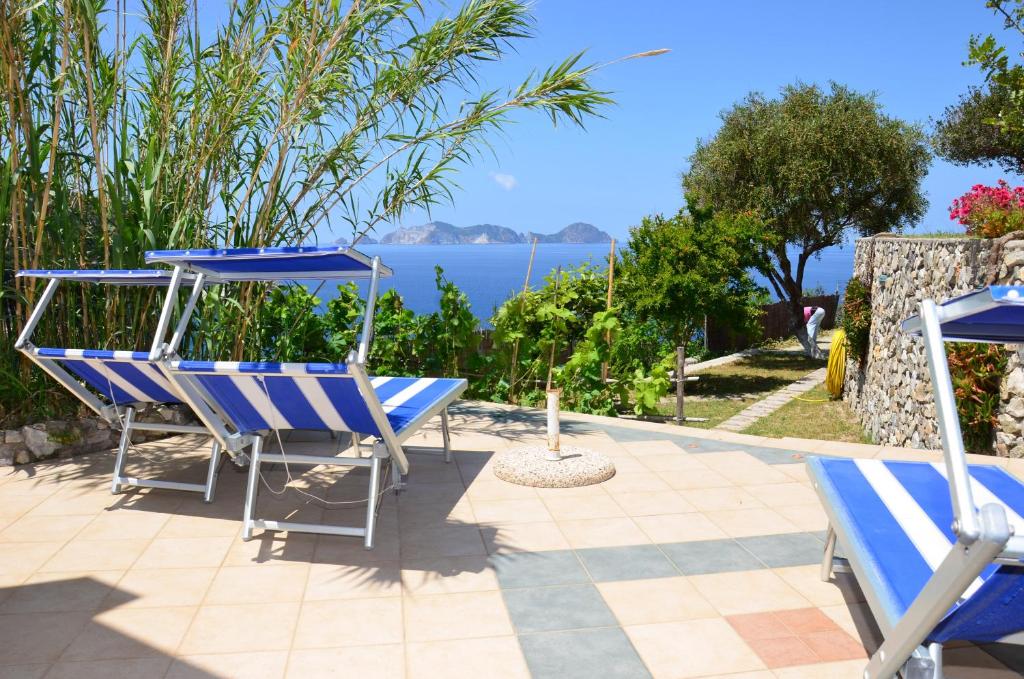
(843, 235), (1024, 455)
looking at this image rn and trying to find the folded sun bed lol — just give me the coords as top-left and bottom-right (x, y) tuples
(144, 247), (467, 548)
(810, 286), (1024, 679)
(14, 269), (223, 501)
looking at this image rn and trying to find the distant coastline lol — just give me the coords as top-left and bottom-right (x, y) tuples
(336, 220), (613, 246)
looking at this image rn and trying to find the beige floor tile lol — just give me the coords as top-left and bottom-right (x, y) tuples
(169, 650), (289, 679)
(820, 602), (883, 651)
(40, 538), (149, 572)
(774, 504), (830, 532)
(699, 452), (792, 485)
(222, 531), (318, 567)
(626, 619), (766, 678)
(0, 495), (46, 520)
(689, 570), (811, 615)
(609, 490), (695, 517)
(533, 483), (611, 499)
(704, 508), (800, 538)
(597, 576), (718, 625)
(637, 453), (709, 472)
(77, 511), (170, 541)
(602, 472), (672, 494)
(158, 512), (243, 539)
(701, 673), (774, 679)
(600, 456), (648, 473)
(205, 564), (310, 604)
(60, 605), (195, 661)
(134, 536), (233, 569)
(471, 498), (553, 524)
(772, 659), (869, 678)
(779, 463), (812, 483)
(677, 487), (764, 512)
(315, 527), (401, 563)
(464, 480), (539, 501)
(481, 521), (570, 555)
(0, 611), (93, 664)
(634, 513), (728, 543)
(775, 566), (865, 607)
(657, 468), (733, 490)
(287, 646), (404, 678)
(0, 542), (64, 575)
(400, 523), (487, 560)
(178, 602), (300, 654)
(620, 440), (683, 456)
(1, 571), (122, 614)
(406, 636), (530, 679)
(541, 494), (626, 521)
(113, 568), (217, 609)
(401, 555), (499, 595)
(45, 657), (173, 679)
(27, 488), (119, 516)
(0, 514), (92, 543)
(742, 482), (819, 507)
(557, 517), (650, 548)
(305, 561), (402, 600)
(403, 590), (513, 642)
(293, 597), (403, 648)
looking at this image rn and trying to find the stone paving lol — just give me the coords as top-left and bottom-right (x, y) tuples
(0, 401), (1022, 678)
(716, 367), (828, 432)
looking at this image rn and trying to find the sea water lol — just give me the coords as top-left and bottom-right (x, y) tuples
(310, 243), (856, 322)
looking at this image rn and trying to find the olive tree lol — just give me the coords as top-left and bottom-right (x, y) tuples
(683, 83), (930, 356)
(934, 86), (1024, 173)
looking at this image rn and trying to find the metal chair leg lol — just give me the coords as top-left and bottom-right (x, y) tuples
(821, 524), (837, 582)
(364, 450), (383, 550)
(111, 407), (136, 495)
(202, 440), (222, 504)
(441, 408), (452, 464)
(242, 437), (263, 540)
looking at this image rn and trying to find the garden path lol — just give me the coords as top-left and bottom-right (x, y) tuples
(716, 367), (828, 433)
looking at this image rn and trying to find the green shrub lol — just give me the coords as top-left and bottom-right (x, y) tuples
(841, 279), (872, 360)
(947, 342), (1007, 454)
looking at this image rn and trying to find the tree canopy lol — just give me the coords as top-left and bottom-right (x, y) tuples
(616, 203), (769, 349)
(933, 86), (1024, 173)
(682, 82), (930, 353)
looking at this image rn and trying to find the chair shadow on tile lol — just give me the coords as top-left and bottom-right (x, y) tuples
(0, 576), (218, 677)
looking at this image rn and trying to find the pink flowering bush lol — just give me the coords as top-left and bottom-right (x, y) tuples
(949, 180), (1024, 238)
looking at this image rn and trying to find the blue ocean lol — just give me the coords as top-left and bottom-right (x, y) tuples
(312, 243), (856, 321)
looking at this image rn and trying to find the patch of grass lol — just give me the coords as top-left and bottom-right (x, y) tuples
(742, 384), (871, 443)
(649, 351), (826, 428)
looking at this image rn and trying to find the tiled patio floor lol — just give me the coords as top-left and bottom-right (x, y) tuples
(1, 402), (1023, 678)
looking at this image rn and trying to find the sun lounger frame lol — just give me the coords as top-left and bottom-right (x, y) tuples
(144, 246), (463, 549)
(14, 270), (223, 501)
(813, 290), (1024, 679)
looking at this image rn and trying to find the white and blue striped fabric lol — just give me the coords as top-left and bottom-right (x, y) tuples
(168, 360), (465, 438)
(810, 456), (1024, 643)
(35, 348), (181, 405)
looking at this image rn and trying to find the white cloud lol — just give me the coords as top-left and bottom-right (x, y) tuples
(490, 172), (518, 191)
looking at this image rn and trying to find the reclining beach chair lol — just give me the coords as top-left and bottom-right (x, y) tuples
(144, 247), (467, 548)
(810, 286), (1024, 679)
(14, 269), (223, 501)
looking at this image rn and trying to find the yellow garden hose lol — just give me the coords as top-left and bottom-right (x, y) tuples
(825, 329), (848, 398)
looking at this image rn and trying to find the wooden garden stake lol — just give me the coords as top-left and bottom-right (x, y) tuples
(602, 238), (616, 383)
(509, 238), (538, 401)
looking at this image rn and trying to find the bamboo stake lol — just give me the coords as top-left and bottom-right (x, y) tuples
(601, 238), (615, 383)
(508, 238), (538, 401)
(546, 266), (561, 390)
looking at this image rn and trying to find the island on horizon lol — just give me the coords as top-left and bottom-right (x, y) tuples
(333, 221), (613, 246)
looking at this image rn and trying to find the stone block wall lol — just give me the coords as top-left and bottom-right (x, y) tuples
(842, 235), (1024, 454)
(0, 404), (197, 466)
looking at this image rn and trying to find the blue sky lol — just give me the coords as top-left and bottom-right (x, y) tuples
(387, 0), (1021, 241)
(178, 1), (1020, 242)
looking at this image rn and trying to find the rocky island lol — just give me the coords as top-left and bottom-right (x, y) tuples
(374, 220), (612, 245)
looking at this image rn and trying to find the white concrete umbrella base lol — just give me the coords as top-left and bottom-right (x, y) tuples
(492, 445), (616, 488)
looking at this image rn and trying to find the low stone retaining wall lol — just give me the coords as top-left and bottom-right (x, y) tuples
(843, 235), (1024, 455)
(0, 405), (197, 466)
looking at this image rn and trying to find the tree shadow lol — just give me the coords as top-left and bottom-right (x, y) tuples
(0, 576), (216, 676)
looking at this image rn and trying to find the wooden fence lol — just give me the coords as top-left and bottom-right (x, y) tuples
(705, 294), (839, 353)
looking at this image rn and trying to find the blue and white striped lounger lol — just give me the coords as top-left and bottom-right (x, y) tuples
(810, 286), (1024, 679)
(167, 359), (467, 548)
(14, 270), (223, 501)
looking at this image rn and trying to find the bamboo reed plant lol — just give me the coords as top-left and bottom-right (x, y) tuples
(1, 0), (637, 426)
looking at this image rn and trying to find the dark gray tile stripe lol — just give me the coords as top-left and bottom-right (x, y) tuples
(490, 530), (828, 589)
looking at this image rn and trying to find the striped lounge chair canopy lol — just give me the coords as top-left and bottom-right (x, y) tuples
(145, 246), (466, 549)
(810, 286), (1024, 679)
